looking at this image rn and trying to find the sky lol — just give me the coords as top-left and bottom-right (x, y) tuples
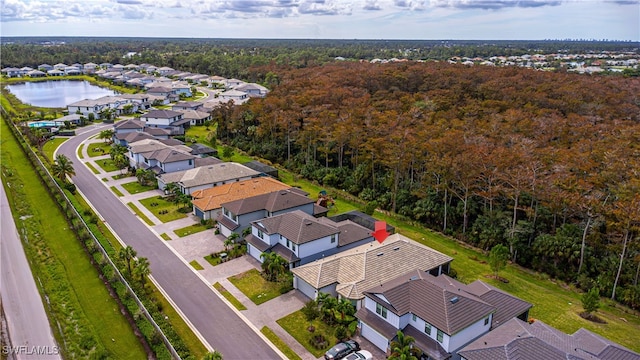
(1, 0), (639, 40)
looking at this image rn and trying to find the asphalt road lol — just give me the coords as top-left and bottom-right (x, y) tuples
(58, 126), (282, 360)
(0, 184), (62, 360)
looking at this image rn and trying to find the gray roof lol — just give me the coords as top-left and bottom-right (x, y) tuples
(189, 143), (217, 156)
(253, 210), (340, 245)
(141, 109), (182, 119)
(222, 189), (315, 216)
(465, 281), (532, 329)
(364, 270), (495, 335)
(116, 131), (155, 143)
(159, 162), (260, 188)
(458, 318), (640, 360)
(114, 119), (145, 130)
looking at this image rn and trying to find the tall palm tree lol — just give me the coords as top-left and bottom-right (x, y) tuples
(51, 154), (75, 182)
(133, 257), (151, 286)
(389, 330), (419, 360)
(98, 129), (114, 143)
(118, 245), (137, 275)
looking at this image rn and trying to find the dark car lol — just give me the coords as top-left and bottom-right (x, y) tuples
(324, 340), (360, 360)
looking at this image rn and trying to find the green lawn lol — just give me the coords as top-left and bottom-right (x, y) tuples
(96, 158), (121, 172)
(42, 137), (68, 161)
(160, 233), (172, 241)
(87, 141), (112, 158)
(139, 196), (188, 223)
(185, 125), (215, 144)
(204, 254), (224, 267)
(189, 260), (204, 270)
(77, 143), (85, 159)
(261, 326), (302, 360)
(278, 171), (358, 217)
(174, 223), (210, 237)
(1, 117), (147, 359)
(213, 282), (247, 311)
(227, 269), (282, 305)
(85, 162), (100, 174)
(110, 186), (124, 197)
(277, 310), (339, 358)
(121, 180), (157, 195)
(126, 202), (155, 226)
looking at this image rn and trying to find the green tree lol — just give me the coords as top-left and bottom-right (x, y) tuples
(202, 350), (223, 360)
(389, 330), (419, 360)
(113, 153), (129, 174)
(489, 244), (510, 279)
(51, 154), (75, 182)
(133, 257), (151, 287)
(98, 129), (114, 143)
(582, 287), (600, 315)
(118, 245), (137, 276)
(260, 252), (289, 282)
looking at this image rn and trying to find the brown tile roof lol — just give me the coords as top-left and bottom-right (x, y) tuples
(159, 162), (260, 188)
(191, 177), (290, 212)
(465, 281), (532, 329)
(222, 189), (315, 216)
(403, 323), (450, 360)
(458, 318), (640, 360)
(142, 109), (182, 119)
(114, 118), (145, 130)
(291, 233), (453, 301)
(253, 210), (339, 245)
(116, 131), (155, 142)
(364, 270), (495, 335)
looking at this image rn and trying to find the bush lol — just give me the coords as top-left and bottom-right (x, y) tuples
(363, 201), (377, 216)
(334, 325), (347, 341)
(309, 335), (328, 350)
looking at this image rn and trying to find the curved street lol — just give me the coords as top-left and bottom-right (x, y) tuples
(57, 125), (282, 360)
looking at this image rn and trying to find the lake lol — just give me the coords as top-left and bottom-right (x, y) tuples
(6, 80), (118, 108)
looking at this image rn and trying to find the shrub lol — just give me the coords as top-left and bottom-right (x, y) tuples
(309, 334), (328, 350)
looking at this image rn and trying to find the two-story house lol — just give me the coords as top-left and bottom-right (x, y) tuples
(217, 188), (325, 238)
(128, 139), (196, 174)
(192, 177), (290, 220)
(139, 110), (185, 128)
(246, 210), (373, 268)
(356, 270), (531, 360)
(157, 162), (260, 195)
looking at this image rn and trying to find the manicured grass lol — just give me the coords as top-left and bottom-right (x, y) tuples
(185, 125), (215, 144)
(96, 158), (121, 172)
(110, 186), (124, 197)
(87, 141), (112, 158)
(85, 161), (100, 174)
(121, 180), (157, 195)
(126, 202), (155, 226)
(204, 254), (223, 267)
(277, 310), (338, 358)
(139, 196), (187, 223)
(189, 260), (204, 270)
(160, 233), (172, 241)
(0, 117), (147, 359)
(42, 137), (68, 161)
(216, 145), (253, 163)
(213, 282), (247, 311)
(227, 269), (282, 305)
(174, 223), (210, 237)
(77, 143), (85, 159)
(278, 170), (358, 217)
(261, 326), (302, 360)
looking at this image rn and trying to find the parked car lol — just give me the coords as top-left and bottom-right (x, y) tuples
(324, 340), (360, 360)
(344, 350), (373, 360)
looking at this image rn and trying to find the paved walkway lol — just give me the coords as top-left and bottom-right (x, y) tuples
(77, 135), (329, 359)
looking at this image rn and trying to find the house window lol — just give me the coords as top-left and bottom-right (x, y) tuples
(436, 330), (444, 343)
(286, 239), (290, 247)
(484, 317), (490, 326)
(375, 303), (387, 319)
(292, 244), (296, 251)
(331, 234), (336, 243)
(188, 160), (192, 165)
(412, 314), (416, 322)
(231, 214), (237, 222)
(425, 323), (432, 335)
(223, 208), (229, 217)
(257, 230), (263, 239)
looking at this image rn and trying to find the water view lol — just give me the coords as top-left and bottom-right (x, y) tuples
(6, 80), (118, 108)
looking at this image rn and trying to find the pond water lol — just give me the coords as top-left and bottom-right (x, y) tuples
(6, 80), (118, 108)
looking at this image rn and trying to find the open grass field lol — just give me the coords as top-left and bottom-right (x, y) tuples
(228, 269), (282, 305)
(0, 117), (146, 359)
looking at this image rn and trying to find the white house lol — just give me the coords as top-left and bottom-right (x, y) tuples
(127, 139), (196, 174)
(157, 162), (260, 195)
(245, 210), (373, 268)
(67, 96), (138, 119)
(356, 270), (531, 359)
(139, 109), (186, 128)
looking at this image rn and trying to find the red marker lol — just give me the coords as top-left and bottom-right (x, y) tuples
(372, 221), (389, 244)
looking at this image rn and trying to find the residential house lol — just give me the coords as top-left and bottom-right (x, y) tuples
(458, 318), (640, 360)
(246, 210), (373, 268)
(113, 118), (145, 137)
(114, 131), (156, 147)
(48, 69), (64, 77)
(217, 188), (323, 238)
(219, 90), (249, 104)
(235, 83), (269, 97)
(53, 63), (67, 70)
(20, 67), (33, 73)
(68, 96), (138, 119)
(157, 66), (175, 76)
(242, 160), (278, 178)
(83, 63), (98, 73)
(189, 143), (217, 158)
(157, 162), (260, 195)
(26, 70), (46, 77)
(112, 64), (125, 71)
(1, 67), (22, 77)
(99, 63), (113, 69)
(38, 64), (53, 72)
(171, 82), (192, 97)
(146, 86), (174, 98)
(291, 234), (453, 308)
(64, 66), (81, 75)
(178, 109), (211, 126)
(191, 177), (290, 221)
(127, 138), (196, 174)
(119, 93), (152, 110)
(172, 101), (204, 111)
(223, 78), (244, 88)
(356, 270), (531, 359)
(139, 109), (187, 129)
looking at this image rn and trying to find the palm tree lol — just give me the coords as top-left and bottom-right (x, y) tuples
(98, 129), (114, 143)
(133, 257), (151, 286)
(113, 153), (129, 174)
(164, 182), (180, 200)
(260, 252), (289, 282)
(51, 154), (75, 182)
(389, 330), (419, 360)
(118, 245), (137, 275)
(202, 350), (223, 360)
(109, 144), (127, 160)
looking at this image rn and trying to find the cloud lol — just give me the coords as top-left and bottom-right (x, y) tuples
(115, 0), (143, 4)
(428, 0), (561, 10)
(363, 0), (382, 10)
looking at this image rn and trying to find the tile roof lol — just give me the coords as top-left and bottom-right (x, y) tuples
(116, 131), (155, 143)
(465, 281), (532, 329)
(458, 318), (640, 360)
(222, 189), (315, 215)
(114, 119), (145, 130)
(291, 233), (453, 301)
(253, 210), (340, 245)
(159, 162), (261, 189)
(142, 109), (183, 119)
(192, 177), (290, 212)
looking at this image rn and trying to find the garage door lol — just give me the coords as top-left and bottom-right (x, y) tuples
(361, 322), (389, 352)
(248, 244), (264, 263)
(294, 276), (317, 300)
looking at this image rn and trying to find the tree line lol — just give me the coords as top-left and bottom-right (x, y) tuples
(214, 61), (640, 310)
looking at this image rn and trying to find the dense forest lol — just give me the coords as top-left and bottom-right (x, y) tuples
(214, 61), (640, 309)
(2, 37), (639, 79)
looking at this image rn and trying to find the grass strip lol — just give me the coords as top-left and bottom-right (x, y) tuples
(121, 180), (156, 194)
(87, 142), (112, 158)
(189, 260), (204, 270)
(42, 137), (68, 161)
(228, 269), (281, 305)
(85, 162), (100, 174)
(261, 326), (302, 360)
(110, 186), (124, 197)
(174, 223), (209, 237)
(160, 233), (172, 241)
(213, 283), (247, 311)
(0, 116), (147, 359)
(96, 158), (120, 172)
(127, 202), (155, 226)
(77, 143), (84, 159)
